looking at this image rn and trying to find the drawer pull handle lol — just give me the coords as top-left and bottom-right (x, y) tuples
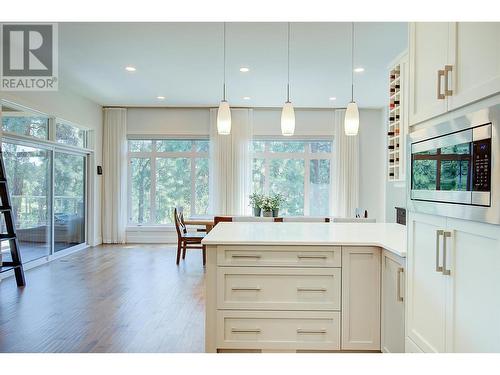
(297, 255), (328, 259)
(231, 328), (261, 334)
(297, 287), (327, 292)
(297, 329), (327, 334)
(231, 287), (261, 291)
(231, 254), (262, 259)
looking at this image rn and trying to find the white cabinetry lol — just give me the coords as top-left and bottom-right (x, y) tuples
(381, 250), (405, 353)
(341, 246), (381, 351)
(406, 212), (500, 352)
(409, 22), (500, 126)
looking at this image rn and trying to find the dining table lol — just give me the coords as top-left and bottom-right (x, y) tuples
(183, 216), (215, 233)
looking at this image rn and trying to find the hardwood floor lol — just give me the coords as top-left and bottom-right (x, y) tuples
(0, 244), (206, 353)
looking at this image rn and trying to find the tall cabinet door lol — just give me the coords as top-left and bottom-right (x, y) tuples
(444, 218), (500, 352)
(447, 22), (500, 111)
(406, 212), (447, 353)
(409, 22), (449, 126)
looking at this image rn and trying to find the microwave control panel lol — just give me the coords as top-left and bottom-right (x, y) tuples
(472, 138), (492, 192)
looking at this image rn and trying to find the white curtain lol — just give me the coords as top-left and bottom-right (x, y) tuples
(209, 108), (253, 215)
(102, 108), (128, 243)
(332, 109), (359, 217)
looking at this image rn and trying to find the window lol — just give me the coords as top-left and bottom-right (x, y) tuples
(252, 140), (333, 216)
(1, 103), (49, 139)
(56, 121), (87, 148)
(128, 139), (210, 225)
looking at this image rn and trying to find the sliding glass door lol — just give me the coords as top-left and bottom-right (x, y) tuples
(54, 152), (86, 252)
(1, 143), (51, 263)
(0, 140), (88, 263)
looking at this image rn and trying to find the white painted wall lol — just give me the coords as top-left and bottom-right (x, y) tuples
(0, 88), (103, 246)
(127, 107), (386, 229)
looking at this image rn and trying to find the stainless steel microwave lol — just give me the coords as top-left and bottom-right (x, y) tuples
(408, 104), (500, 224)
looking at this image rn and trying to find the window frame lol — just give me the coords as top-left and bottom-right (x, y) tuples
(252, 137), (333, 216)
(127, 137), (210, 226)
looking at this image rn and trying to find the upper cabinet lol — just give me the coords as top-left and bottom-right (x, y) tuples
(409, 23), (449, 126)
(447, 22), (500, 111)
(409, 22), (500, 126)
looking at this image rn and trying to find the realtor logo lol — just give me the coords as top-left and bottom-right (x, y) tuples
(1, 23), (58, 91)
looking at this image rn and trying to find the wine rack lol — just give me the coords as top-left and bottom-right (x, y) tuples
(387, 53), (407, 182)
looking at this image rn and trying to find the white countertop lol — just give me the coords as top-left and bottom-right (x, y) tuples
(202, 222), (407, 257)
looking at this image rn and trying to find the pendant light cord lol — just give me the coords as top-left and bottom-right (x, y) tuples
(223, 22), (227, 101)
(287, 22), (291, 103)
(351, 22), (354, 103)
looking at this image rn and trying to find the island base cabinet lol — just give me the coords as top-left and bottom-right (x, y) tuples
(341, 247), (381, 351)
(216, 310), (341, 351)
(381, 250), (405, 353)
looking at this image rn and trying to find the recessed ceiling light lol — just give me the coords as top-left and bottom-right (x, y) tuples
(354, 67), (365, 73)
(329, 97), (337, 101)
(157, 96), (165, 100)
(125, 66), (136, 72)
(239, 67), (250, 73)
(243, 96), (251, 100)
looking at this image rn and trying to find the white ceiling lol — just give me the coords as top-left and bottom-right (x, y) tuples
(58, 22), (408, 108)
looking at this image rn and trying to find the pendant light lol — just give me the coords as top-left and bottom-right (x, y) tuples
(345, 22), (359, 136)
(217, 22), (231, 135)
(281, 22), (295, 136)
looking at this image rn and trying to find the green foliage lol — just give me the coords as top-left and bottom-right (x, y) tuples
(249, 192), (264, 208)
(2, 116), (48, 139)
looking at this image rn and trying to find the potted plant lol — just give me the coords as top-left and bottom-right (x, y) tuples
(260, 196), (274, 217)
(249, 193), (263, 217)
(269, 193), (285, 217)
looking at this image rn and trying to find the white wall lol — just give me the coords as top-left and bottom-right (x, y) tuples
(0, 88), (103, 246)
(126, 107), (386, 228)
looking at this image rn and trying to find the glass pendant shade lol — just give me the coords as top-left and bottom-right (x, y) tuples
(281, 101), (295, 136)
(217, 100), (231, 135)
(344, 101), (359, 136)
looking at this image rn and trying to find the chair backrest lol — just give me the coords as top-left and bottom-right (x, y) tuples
(331, 217), (376, 223)
(173, 208), (187, 239)
(281, 216), (330, 223)
(214, 216), (233, 226)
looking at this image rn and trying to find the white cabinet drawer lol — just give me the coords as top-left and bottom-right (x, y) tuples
(217, 246), (341, 267)
(217, 310), (341, 351)
(217, 267), (341, 310)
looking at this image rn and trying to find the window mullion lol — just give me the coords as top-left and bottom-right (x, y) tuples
(150, 142), (157, 224)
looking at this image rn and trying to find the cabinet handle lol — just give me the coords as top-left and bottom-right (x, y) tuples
(297, 255), (328, 259)
(297, 287), (327, 292)
(436, 229), (444, 272)
(231, 328), (261, 334)
(231, 254), (261, 259)
(397, 267), (404, 302)
(444, 65), (453, 96)
(437, 70), (445, 100)
(231, 286), (261, 291)
(442, 231), (452, 276)
(297, 329), (327, 334)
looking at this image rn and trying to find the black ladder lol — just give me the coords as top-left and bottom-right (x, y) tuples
(0, 148), (25, 287)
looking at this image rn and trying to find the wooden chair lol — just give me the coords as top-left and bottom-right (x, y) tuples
(174, 207), (206, 266)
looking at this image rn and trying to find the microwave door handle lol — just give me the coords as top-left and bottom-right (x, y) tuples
(436, 230), (444, 273)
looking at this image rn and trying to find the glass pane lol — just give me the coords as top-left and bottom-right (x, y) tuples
(441, 143), (470, 155)
(269, 159), (304, 215)
(129, 140), (152, 152)
(155, 158), (191, 224)
(412, 159), (437, 190)
(157, 140), (192, 152)
(195, 140), (209, 153)
(310, 141), (332, 153)
(269, 141), (305, 153)
(54, 153), (85, 252)
(1, 143), (51, 262)
(195, 158), (209, 215)
(1, 104), (49, 139)
(310, 159), (330, 216)
(252, 158), (266, 194)
(440, 160), (469, 191)
(130, 158), (151, 224)
(56, 123), (86, 148)
(252, 141), (265, 153)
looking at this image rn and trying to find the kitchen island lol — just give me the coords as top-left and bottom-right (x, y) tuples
(202, 222), (407, 353)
